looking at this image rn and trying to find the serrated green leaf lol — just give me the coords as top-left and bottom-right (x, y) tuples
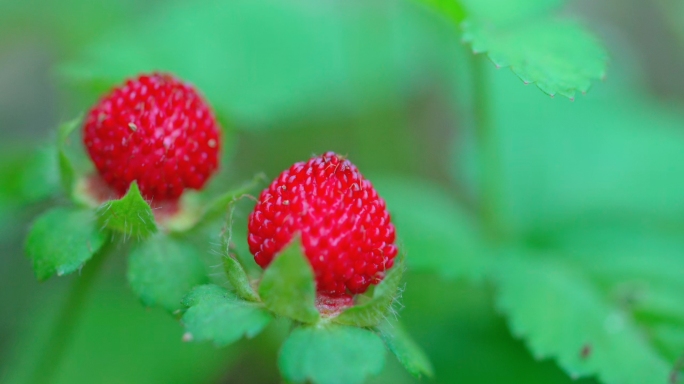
(495, 240), (682, 384)
(128, 234), (208, 312)
(462, 18), (608, 98)
(25, 206), (107, 280)
(258, 240), (319, 323)
(181, 284), (271, 347)
(375, 319), (434, 378)
(279, 325), (386, 384)
(97, 181), (157, 239)
(372, 176), (489, 280)
(56, 117), (81, 196)
(334, 254), (405, 327)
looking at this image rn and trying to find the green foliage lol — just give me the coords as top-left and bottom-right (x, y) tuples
(457, 72), (684, 236)
(420, 0), (608, 98)
(127, 234), (208, 312)
(462, 18), (608, 98)
(279, 325), (386, 384)
(458, 0), (561, 23)
(334, 254), (405, 327)
(181, 284), (272, 347)
(222, 248), (260, 303)
(258, 240), (319, 323)
(61, 0), (456, 128)
(56, 117), (81, 196)
(372, 176), (489, 280)
(25, 206), (107, 280)
(376, 319), (434, 378)
(97, 181), (157, 239)
(495, 243), (678, 384)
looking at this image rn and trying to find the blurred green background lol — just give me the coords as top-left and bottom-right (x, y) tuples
(1, 0), (683, 383)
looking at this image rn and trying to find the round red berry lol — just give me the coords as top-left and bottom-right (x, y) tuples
(83, 73), (221, 200)
(247, 152), (398, 297)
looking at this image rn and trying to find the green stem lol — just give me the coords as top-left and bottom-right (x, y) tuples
(28, 248), (110, 384)
(471, 53), (505, 241)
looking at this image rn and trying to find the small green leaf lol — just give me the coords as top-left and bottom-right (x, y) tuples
(56, 117), (82, 196)
(334, 254), (405, 327)
(181, 284), (271, 347)
(462, 18), (608, 98)
(376, 319), (434, 378)
(223, 254), (260, 303)
(128, 234), (208, 312)
(221, 233), (259, 302)
(279, 325), (386, 384)
(258, 239), (319, 324)
(97, 181), (157, 239)
(25, 206), (108, 280)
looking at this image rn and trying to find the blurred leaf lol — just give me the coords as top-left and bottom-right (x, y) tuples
(128, 234), (208, 312)
(258, 240), (319, 324)
(458, 0), (562, 24)
(279, 325), (386, 384)
(1, 277), (234, 384)
(61, 0), (458, 129)
(0, 145), (60, 210)
(495, 226), (684, 384)
(335, 254), (405, 327)
(56, 117), (81, 196)
(417, 0), (466, 23)
(376, 319), (434, 378)
(25, 206), (107, 280)
(372, 176), (489, 280)
(97, 181), (157, 239)
(462, 18), (608, 98)
(455, 70), (684, 237)
(181, 284), (271, 347)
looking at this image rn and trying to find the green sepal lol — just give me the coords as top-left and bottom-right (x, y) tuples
(279, 324), (386, 384)
(258, 239), (319, 324)
(222, 244), (260, 302)
(56, 116), (82, 197)
(375, 319), (434, 378)
(25, 206), (108, 280)
(127, 233), (208, 312)
(181, 284), (272, 347)
(97, 181), (157, 239)
(334, 253), (405, 327)
(219, 221), (259, 301)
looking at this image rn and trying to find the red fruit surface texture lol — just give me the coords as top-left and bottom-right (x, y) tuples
(248, 152), (398, 296)
(83, 73), (220, 200)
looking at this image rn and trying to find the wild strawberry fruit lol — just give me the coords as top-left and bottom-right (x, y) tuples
(83, 73), (220, 200)
(248, 152), (398, 297)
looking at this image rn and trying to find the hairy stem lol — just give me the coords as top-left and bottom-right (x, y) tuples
(28, 247), (110, 383)
(471, 53), (506, 240)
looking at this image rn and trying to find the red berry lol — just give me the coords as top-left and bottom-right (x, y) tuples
(83, 73), (221, 201)
(248, 152), (398, 297)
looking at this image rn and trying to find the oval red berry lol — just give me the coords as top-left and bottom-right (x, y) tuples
(83, 73), (221, 200)
(248, 152), (398, 297)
